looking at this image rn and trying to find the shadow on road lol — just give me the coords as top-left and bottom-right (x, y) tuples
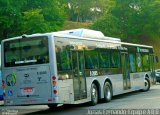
(23, 91), (144, 115)
(24, 84), (160, 115)
(24, 103), (89, 115)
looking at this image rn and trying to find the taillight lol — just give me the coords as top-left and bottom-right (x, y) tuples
(53, 90), (57, 94)
(52, 76), (56, 86)
(52, 76), (56, 81)
(52, 75), (57, 94)
(3, 93), (6, 97)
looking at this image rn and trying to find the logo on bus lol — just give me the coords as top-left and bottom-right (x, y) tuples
(90, 71), (98, 76)
(6, 72), (17, 86)
(24, 74), (29, 78)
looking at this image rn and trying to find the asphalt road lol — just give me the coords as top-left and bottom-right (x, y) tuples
(1, 84), (160, 115)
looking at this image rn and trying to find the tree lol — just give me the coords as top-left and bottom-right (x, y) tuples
(60, 0), (109, 22)
(92, 0), (160, 42)
(21, 0), (66, 35)
(0, 0), (66, 40)
(0, 0), (25, 40)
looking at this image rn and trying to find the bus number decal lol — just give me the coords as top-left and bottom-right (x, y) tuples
(37, 71), (47, 75)
(90, 71), (98, 76)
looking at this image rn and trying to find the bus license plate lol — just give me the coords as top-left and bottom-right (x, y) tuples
(23, 87), (33, 92)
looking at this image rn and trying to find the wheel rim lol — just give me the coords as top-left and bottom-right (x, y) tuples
(144, 79), (148, 90)
(92, 86), (97, 102)
(105, 85), (111, 100)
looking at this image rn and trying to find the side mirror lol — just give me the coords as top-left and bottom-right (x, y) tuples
(155, 56), (159, 63)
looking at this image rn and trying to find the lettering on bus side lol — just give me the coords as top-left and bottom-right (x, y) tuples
(37, 71), (47, 75)
(140, 48), (149, 53)
(36, 71), (48, 84)
(90, 71), (98, 76)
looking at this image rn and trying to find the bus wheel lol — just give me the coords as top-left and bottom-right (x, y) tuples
(103, 82), (112, 102)
(90, 83), (98, 106)
(143, 78), (150, 92)
(48, 104), (57, 109)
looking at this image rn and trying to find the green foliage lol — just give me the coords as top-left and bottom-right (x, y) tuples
(0, 0), (66, 40)
(0, 0), (24, 40)
(21, 9), (49, 34)
(21, 0), (66, 35)
(1, 0), (160, 44)
(59, 0), (109, 22)
(92, 0), (160, 43)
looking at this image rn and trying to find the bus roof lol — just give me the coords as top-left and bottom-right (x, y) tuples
(53, 29), (153, 48)
(2, 28), (153, 48)
(54, 33), (153, 48)
(55, 28), (121, 42)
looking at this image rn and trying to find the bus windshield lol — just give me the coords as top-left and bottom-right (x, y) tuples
(4, 36), (49, 67)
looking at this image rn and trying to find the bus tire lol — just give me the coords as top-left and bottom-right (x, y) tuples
(142, 78), (150, 92)
(103, 82), (112, 102)
(90, 83), (98, 106)
(48, 104), (57, 109)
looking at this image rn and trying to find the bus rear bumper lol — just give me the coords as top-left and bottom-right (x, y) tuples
(4, 97), (59, 106)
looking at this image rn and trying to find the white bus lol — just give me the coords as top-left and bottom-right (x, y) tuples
(1, 29), (156, 108)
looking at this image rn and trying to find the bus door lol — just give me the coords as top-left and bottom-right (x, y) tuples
(121, 52), (131, 90)
(72, 50), (87, 101)
(150, 54), (156, 84)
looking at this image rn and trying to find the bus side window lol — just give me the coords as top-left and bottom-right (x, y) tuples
(61, 51), (71, 70)
(142, 54), (150, 71)
(110, 51), (120, 68)
(85, 50), (98, 69)
(99, 50), (110, 68)
(56, 50), (71, 71)
(136, 53), (142, 72)
(129, 53), (136, 73)
(85, 55), (94, 69)
(56, 53), (61, 70)
(155, 56), (159, 63)
(99, 53), (106, 68)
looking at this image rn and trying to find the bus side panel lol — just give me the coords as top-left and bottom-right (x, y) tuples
(57, 79), (74, 104)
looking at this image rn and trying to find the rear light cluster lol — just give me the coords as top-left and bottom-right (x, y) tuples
(53, 90), (57, 94)
(2, 80), (6, 97)
(52, 76), (57, 94)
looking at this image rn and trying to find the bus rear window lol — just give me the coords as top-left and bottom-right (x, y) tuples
(4, 36), (49, 67)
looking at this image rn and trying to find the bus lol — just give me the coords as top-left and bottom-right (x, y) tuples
(1, 29), (156, 107)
